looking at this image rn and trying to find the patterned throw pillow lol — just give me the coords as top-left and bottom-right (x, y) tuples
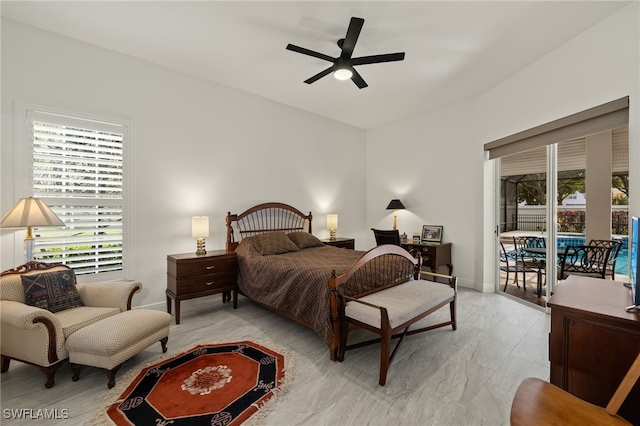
(287, 232), (324, 249)
(245, 232), (301, 255)
(21, 269), (84, 313)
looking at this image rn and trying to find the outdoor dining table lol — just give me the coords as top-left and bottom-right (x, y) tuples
(521, 247), (573, 297)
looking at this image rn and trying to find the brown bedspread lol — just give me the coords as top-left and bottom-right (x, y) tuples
(236, 242), (364, 347)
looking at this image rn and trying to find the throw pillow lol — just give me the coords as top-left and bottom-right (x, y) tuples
(21, 269), (84, 313)
(288, 232), (324, 249)
(244, 232), (300, 255)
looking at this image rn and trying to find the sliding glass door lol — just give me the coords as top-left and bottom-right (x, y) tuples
(498, 146), (550, 308)
(496, 126), (630, 308)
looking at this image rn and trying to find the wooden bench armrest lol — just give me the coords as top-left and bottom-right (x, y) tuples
(419, 271), (458, 290)
(342, 294), (386, 311)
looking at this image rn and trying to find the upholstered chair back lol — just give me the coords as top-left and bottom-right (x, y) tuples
(0, 264), (69, 303)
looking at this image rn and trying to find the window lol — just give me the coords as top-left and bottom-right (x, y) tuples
(22, 108), (131, 277)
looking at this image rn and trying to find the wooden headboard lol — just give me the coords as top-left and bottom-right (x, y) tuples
(226, 202), (313, 251)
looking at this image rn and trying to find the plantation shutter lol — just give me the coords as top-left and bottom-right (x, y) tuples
(29, 111), (126, 275)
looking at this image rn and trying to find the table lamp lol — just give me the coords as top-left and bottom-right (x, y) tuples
(327, 214), (338, 241)
(192, 216), (209, 256)
(0, 197), (65, 262)
(386, 199), (405, 230)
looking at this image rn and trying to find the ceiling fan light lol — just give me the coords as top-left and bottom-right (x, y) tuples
(334, 68), (353, 80)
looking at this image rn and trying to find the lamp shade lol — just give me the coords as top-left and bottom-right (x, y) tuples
(326, 214), (338, 230)
(0, 197), (64, 229)
(386, 199), (405, 210)
(191, 216), (209, 238)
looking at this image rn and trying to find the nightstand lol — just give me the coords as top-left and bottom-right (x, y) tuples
(321, 237), (355, 250)
(166, 250), (237, 324)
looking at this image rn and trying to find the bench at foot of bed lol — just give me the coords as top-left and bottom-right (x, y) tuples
(329, 245), (457, 385)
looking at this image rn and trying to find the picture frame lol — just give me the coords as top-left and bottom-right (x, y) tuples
(422, 225), (443, 243)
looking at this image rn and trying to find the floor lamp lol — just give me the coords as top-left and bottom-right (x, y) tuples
(0, 197), (64, 262)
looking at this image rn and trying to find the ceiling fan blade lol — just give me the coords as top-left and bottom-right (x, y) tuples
(286, 44), (335, 63)
(304, 66), (334, 84)
(352, 52), (405, 66)
(350, 68), (368, 89)
(340, 17), (364, 60)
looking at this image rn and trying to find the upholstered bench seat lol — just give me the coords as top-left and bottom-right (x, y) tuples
(345, 279), (455, 329)
(66, 309), (170, 388)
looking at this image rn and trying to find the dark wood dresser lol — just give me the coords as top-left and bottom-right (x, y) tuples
(548, 275), (640, 424)
(401, 242), (452, 275)
(166, 250), (237, 324)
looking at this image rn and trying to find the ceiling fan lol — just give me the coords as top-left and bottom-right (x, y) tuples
(286, 17), (405, 89)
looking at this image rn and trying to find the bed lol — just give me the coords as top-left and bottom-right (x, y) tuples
(226, 202), (418, 360)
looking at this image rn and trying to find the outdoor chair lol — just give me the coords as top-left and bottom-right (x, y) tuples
(500, 241), (534, 291)
(513, 236), (546, 293)
(558, 245), (612, 280)
(371, 228), (401, 246)
(589, 239), (623, 279)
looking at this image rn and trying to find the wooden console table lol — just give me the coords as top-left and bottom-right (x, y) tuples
(400, 242), (452, 275)
(548, 275), (640, 424)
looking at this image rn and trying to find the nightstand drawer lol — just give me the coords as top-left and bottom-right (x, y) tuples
(171, 256), (236, 278)
(172, 273), (236, 294)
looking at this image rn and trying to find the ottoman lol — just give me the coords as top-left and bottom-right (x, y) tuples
(66, 309), (171, 388)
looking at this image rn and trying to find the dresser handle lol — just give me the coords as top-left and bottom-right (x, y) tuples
(205, 265), (216, 270)
(206, 281), (216, 286)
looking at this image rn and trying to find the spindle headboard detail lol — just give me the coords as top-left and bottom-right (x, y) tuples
(226, 202), (313, 252)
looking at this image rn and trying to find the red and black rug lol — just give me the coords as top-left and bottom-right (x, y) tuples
(88, 341), (294, 426)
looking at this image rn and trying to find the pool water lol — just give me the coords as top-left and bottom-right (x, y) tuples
(615, 249), (628, 275)
(556, 234), (629, 275)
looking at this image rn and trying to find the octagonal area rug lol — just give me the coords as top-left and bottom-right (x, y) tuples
(88, 341), (295, 426)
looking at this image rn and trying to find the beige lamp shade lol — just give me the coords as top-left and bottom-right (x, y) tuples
(326, 214), (338, 230)
(1, 197), (64, 229)
(191, 216), (209, 238)
(1, 197), (64, 262)
(327, 214), (338, 241)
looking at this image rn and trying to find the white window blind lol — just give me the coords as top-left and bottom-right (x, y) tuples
(28, 111), (126, 275)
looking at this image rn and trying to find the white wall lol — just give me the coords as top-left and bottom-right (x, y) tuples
(366, 100), (479, 289)
(1, 19), (367, 307)
(368, 3), (639, 291)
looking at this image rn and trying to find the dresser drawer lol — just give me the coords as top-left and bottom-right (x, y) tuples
(416, 246), (434, 261)
(171, 273), (236, 294)
(169, 255), (236, 279)
(400, 242), (452, 275)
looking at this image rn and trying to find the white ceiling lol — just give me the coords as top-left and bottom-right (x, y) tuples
(1, 1), (631, 129)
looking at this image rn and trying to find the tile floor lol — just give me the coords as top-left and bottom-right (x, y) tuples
(0, 288), (550, 425)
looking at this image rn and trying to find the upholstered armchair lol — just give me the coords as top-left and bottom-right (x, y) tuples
(0, 261), (141, 388)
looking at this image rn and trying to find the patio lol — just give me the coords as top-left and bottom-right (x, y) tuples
(499, 232), (629, 308)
